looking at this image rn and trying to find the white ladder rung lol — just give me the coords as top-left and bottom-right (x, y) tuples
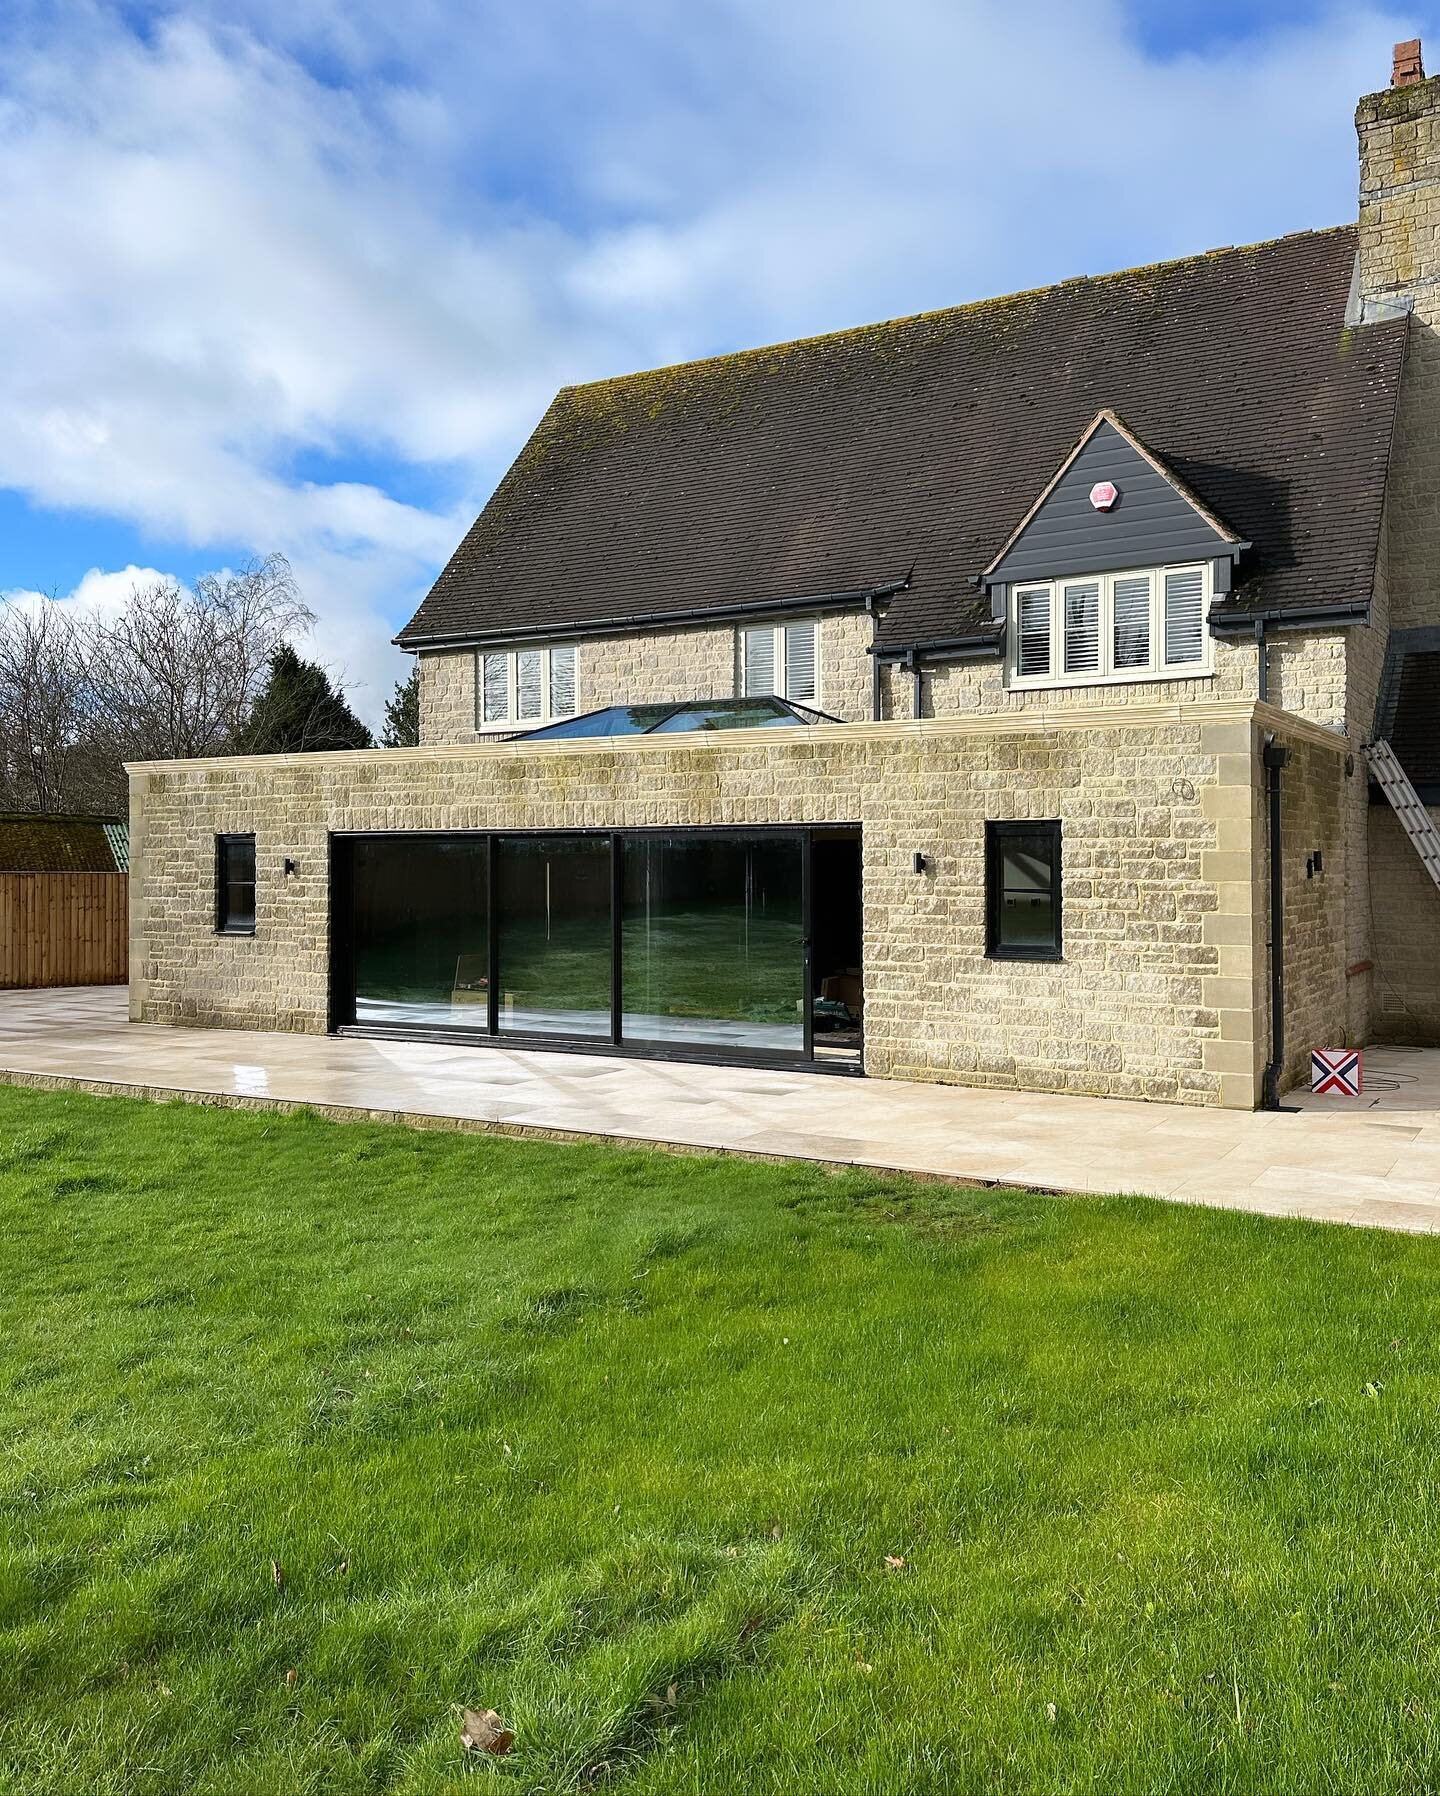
(1368, 739), (1440, 889)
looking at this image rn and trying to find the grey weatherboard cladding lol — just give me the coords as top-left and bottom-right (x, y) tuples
(984, 418), (1238, 589)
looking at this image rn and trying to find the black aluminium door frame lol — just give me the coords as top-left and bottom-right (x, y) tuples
(329, 823), (857, 1069)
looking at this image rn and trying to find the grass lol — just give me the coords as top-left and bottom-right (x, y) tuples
(2, 1087), (1440, 1791)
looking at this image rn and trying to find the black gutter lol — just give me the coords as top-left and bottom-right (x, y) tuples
(1262, 735), (1291, 1111)
(396, 579), (910, 652)
(1210, 600), (1371, 636)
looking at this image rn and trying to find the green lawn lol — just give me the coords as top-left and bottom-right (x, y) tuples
(3, 1086), (1440, 1793)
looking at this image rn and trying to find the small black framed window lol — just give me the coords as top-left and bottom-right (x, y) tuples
(216, 834), (257, 935)
(986, 821), (1061, 961)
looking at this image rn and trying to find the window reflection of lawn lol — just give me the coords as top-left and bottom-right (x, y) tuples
(354, 906), (804, 1027)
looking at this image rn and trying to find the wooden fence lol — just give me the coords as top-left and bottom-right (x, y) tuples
(0, 873), (129, 988)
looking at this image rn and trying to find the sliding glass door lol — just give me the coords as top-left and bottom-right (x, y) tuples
(336, 827), (856, 1065)
(496, 835), (612, 1037)
(621, 834), (804, 1053)
(349, 835), (489, 1029)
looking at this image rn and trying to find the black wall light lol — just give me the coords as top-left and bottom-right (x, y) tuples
(284, 857), (298, 877)
(913, 852), (929, 875)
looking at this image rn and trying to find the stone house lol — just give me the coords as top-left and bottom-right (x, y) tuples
(128, 45), (1440, 1110)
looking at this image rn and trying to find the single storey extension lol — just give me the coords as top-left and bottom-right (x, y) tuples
(128, 44), (1440, 1109)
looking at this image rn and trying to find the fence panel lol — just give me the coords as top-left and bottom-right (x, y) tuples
(0, 872), (129, 988)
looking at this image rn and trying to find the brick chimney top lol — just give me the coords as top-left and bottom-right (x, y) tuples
(1393, 38), (1425, 86)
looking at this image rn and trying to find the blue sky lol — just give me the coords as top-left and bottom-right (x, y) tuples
(0, 0), (1431, 721)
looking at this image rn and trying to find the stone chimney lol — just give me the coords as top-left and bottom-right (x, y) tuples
(1356, 39), (1440, 322)
(1356, 41), (1440, 635)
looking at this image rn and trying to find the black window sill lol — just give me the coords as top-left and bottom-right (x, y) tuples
(216, 926), (257, 938)
(986, 948), (1063, 963)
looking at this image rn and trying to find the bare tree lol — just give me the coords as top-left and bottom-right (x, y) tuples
(82, 555), (314, 775)
(0, 598), (92, 812)
(0, 555), (315, 815)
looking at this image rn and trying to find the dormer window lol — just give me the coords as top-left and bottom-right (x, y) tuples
(1007, 564), (1212, 690)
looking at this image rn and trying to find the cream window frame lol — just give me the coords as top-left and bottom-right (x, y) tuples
(476, 644), (582, 730)
(739, 619), (822, 704)
(1006, 562), (1214, 692)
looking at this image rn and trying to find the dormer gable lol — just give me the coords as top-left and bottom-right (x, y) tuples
(981, 410), (1245, 610)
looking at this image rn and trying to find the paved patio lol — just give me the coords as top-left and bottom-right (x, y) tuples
(3, 987), (1440, 1233)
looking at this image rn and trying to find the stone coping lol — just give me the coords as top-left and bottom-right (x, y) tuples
(127, 699), (1348, 777)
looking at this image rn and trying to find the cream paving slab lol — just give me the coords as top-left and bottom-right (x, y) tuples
(3, 988), (1440, 1234)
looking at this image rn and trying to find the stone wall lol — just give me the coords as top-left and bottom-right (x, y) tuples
(1369, 803), (1440, 1043)
(890, 629), (1352, 731)
(127, 701), (1340, 1110)
(1271, 728), (1352, 1091)
(417, 610), (878, 744)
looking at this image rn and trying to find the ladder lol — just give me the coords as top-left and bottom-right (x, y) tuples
(1367, 738), (1440, 892)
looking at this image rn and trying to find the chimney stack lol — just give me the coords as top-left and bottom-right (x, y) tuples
(1393, 39), (1425, 87)
(1355, 38), (1440, 323)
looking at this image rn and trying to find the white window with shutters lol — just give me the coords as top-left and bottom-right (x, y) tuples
(474, 644), (582, 730)
(740, 619), (822, 704)
(1007, 564), (1212, 690)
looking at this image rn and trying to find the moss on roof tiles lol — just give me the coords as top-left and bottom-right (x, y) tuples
(0, 814), (125, 873)
(399, 223), (1406, 651)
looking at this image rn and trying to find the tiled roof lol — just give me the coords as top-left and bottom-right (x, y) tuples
(398, 226), (1408, 652)
(0, 814), (127, 873)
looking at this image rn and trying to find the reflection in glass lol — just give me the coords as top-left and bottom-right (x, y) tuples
(995, 830), (1058, 952)
(497, 836), (613, 1036)
(352, 836), (489, 1027)
(621, 834), (804, 1052)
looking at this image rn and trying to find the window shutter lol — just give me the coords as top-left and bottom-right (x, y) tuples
(1062, 581), (1100, 674)
(1112, 575), (1151, 670)
(743, 626), (776, 696)
(517, 649), (543, 718)
(482, 652), (510, 723)
(783, 622), (817, 702)
(1163, 568), (1206, 665)
(1016, 587), (1052, 679)
(549, 645), (577, 717)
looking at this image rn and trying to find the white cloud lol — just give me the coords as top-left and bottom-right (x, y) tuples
(0, 0), (1426, 724)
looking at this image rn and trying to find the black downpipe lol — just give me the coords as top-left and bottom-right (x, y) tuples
(1255, 617), (1270, 704)
(1262, 736), (1290, 1109)
(871, 648), (883, 722)
(909, 652), (923, 719)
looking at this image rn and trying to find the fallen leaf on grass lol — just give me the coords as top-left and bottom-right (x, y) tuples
(285, 1668), (298, 1690)
(271, 1561), (285, 1594)
(884, 1555), (906, 1572)
(461, 1707), (515, 1756)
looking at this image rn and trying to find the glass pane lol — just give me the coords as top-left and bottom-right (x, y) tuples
(497, 835), (612, 1037)
(517, 649), (543, 719)
(743, 626), (776, 696)
(351, 836), (489, 1028)
(622, 834), (804, 1053)
(1164, 568), (1206, 665)
(224, 881), (255, 932)
(549, 645), (577, 717)
(650, 700), (799, 733)
(996, 828), (1058, 952)
(523, 704), (676, 739)
(1062, 581), (1100, 674)
(1016, 588), (1051, 677)
(999, 888), (1055, 947)
(482, 652), (510, 722)
(784, 622), (817, 701)
(1112, 575), (1151, 670)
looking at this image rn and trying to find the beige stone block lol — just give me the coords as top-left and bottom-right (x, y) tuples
(1218, 1070), (1261, 1111)
(1204, 1038), (1259, 1076)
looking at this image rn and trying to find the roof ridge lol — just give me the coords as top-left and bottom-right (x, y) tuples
(562, 224), (1356, 397)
